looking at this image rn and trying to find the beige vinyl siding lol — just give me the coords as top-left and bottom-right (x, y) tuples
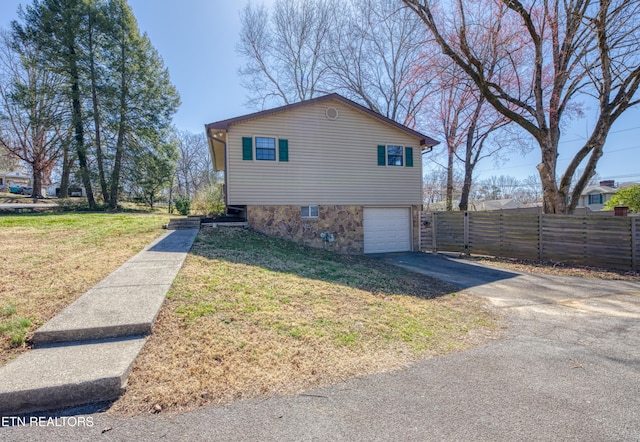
(226, 99), (424, 206)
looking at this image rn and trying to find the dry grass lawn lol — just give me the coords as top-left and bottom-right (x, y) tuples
(0, 212), (172, 364)
(112, 227), (498, 415)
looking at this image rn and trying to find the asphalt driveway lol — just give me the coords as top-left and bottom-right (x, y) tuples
(3, 252), (640, 441)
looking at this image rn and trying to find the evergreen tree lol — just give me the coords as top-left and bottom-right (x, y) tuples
(13, 0), (96, 207)
(103, 0), (180, 209)
(11, 0), (180, 209)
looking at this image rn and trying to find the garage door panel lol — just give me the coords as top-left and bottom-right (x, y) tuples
(364, 208), (411, 254)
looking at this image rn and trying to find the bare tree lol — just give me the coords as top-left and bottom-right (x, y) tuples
(324, 0), (431, 125)
(237, 0), (435, 125)
(422, 163), (463, 210)
(412, 52), (519, 211)
(174, 130), (212, 199)
(518, 174), (543, 204)
(403, 0), (640, 213)
(237, 0), (336, 108)
(485, 175), (522, 200)
(0, 146), (20, 171)
(0, 30), (70, 199)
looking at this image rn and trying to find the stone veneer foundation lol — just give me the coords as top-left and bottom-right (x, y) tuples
(247, 205), (364, 254)
(247, 205), (422, 254)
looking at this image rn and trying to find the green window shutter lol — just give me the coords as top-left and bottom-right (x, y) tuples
(405, 147), (414, 167)
(278, 139), (289, 162)
(242, 137), (253, 161)
(377, 145), (386, 166)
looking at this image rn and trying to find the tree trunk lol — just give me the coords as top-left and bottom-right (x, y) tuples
(109, 123), (124, 210)
(59, 143), (71, 198)
(458, 99), (484, 212)
(536, 138), (563, 214)
(446, 147), (454, 211)
(458, 133), (474, 211)
(88, 14), (109, 203)
(31, 165), (43, 201)
(69, 50), (95, 210)
(109, 36), (127, 210)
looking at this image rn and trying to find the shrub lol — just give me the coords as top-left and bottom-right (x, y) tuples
(174, 197), (191, 215)
(604, 184), (640, 213)
(191, 183), (225, 217)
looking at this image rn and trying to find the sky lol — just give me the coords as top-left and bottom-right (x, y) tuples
(1, 0), (639, 184)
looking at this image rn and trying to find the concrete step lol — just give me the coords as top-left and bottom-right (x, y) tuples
(0, 229), (199, 415)
(33, 229), (198, 346)
(0, 338), (146, 415)
(167, 217), (201, 230)
(201, 222), (249, 228)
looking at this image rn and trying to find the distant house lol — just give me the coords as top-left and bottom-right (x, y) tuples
(470, 198), (526, 211)
(577, 180), (637, 211)
(205, 93), (438, 254)
(0, 170), (30, 192)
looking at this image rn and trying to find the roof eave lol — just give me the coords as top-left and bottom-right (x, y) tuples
(205, 93), (439, 146)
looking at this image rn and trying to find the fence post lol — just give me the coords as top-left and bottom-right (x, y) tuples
(464, 211), (470, 255)
(499, 212), (504, 255)
(432, 212), (438, 253)
(632, 217), (637, 270)
(538, 212), (543, 261)
(418, 211), (422, 253)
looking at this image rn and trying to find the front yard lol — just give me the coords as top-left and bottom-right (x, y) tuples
(0, 212), (172, 364)
(0, 213), (498, 415)
(112, 227), (497, 414)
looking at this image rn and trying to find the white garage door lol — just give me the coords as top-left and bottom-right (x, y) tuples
(363, 208), (412, 254)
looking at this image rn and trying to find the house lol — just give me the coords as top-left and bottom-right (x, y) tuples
(576, 180), (637, 211)
(470, 198), (526, 211)
(0, 170), (30, 192)
(205, 93), (438, 254)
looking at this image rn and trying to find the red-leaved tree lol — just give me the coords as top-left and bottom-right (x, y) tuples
(403, 0), (640, 213)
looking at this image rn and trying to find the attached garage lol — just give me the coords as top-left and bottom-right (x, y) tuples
(363, 207), (412, 254)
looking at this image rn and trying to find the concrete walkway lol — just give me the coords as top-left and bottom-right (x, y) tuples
(0, 228), (198, 416)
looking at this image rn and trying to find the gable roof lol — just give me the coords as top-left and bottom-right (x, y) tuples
(581, 185), (617, 196)
(0, 170), (30, 179)
(580, 181), (639, 196)
(473, 198), (525, 211)
(205, 93), (439, 147)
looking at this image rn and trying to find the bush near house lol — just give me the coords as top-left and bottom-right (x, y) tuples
(174, 197), (191, 215)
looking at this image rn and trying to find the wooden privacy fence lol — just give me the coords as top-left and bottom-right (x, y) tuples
(420, 211), (640, 271)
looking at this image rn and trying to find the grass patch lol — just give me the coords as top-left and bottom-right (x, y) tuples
(113, 227), (497, 415)
(0, 212), (172, 363)
(0, 305), (31, 347)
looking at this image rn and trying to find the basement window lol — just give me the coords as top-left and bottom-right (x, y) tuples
(301, 205), (319, 218)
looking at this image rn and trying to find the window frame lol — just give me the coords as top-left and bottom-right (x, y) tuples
(588, 194), (603, 205)
(387, 145), (404, 166)
(378, 145), (414, 167)
(255, 136), (277, 161)
(301, 205), (319, 219)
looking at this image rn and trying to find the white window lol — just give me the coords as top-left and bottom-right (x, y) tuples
(301, 205), (319, 218)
